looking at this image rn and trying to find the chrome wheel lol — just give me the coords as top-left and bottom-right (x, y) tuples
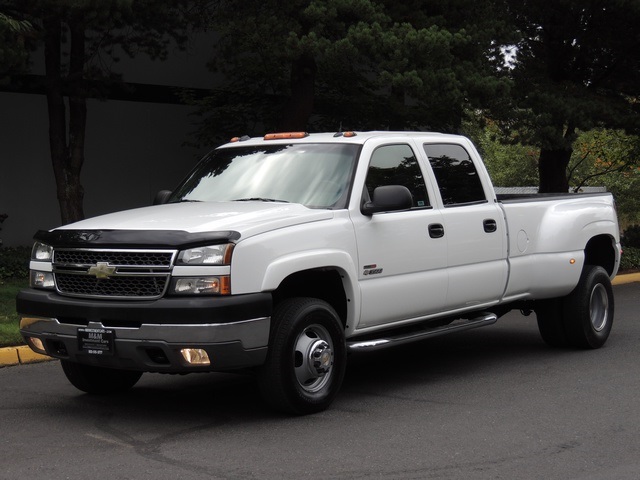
(294, 324), (334, 393)
(590, 283), (609, 332)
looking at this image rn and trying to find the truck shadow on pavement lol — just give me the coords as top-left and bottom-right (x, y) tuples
(59, 314), (580, 422)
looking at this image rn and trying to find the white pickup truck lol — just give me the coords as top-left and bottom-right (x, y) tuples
(17, 131), (621, 414)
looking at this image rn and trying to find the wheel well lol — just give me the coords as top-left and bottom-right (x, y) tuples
(272, 269), (348, 326)
(584, 235), (616, 275)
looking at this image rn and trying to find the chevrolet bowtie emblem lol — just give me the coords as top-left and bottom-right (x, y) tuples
(87, 262), (116, 279)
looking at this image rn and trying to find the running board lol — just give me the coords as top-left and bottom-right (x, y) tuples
(346, 312), (498, 353)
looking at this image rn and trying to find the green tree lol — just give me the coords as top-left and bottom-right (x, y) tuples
(0, 10), (32, 80)
(1, 0), (209, 224)
(504, 0), (640, 193)
(569, 129), (640, 226)
(194, 0), (512, 144)
(466, 117), (539, 187)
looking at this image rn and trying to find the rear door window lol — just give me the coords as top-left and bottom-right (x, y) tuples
(423, 144), (486, 206)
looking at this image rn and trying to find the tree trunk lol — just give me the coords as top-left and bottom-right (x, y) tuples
(43, 14), (86, 226)
(279, 52), (316, 131)
(538, 124), (576, 193)
(538, 147), (572, 193)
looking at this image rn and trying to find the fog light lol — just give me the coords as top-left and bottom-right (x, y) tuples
(30, 271), (55, 289)
(180, 348), (210, 366)
(27, 337), (46, 354)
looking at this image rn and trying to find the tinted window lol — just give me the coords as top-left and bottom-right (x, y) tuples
(423, 144), (486, 206)
(365, 144), (430, 208)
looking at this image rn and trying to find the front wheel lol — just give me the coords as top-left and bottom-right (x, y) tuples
(562, 265), (614, 349)
(257, 298), (347, 415)
(61, 360), (142, 394)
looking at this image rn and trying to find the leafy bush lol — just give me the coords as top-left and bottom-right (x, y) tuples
(0, 246), (31, 280)
(622, 225), (640, 249)
(620, 246), (640, 272)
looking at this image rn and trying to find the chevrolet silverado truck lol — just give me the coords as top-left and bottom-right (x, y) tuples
(17, 131), (621, 414)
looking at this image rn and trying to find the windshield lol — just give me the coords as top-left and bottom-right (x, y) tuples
(170, 143), (360, 209)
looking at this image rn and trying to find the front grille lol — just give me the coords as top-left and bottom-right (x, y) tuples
(52, 248), (176, 300)
(54, 250), (173, 267)
(56, 273), (169, 298)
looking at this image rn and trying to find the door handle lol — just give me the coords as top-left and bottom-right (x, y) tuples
(429, 223), (445, 238)
(483, 219), (497, 233)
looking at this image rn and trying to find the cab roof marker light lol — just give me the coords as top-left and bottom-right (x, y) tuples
(333, 131), (357, 138)
(230, 135), (251, 143)
(264, 132), (309, 140)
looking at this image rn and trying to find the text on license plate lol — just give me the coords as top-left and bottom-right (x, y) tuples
(77, 328), (115, 356)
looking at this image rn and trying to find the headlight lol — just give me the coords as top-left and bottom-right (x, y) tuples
(177, 244), (234, 266)
(32, 242), (53, 261)
(30, 242), (55, 290)
(170, 276), (230, 295)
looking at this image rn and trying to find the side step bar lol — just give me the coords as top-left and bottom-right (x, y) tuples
(346, 312), (498, 353)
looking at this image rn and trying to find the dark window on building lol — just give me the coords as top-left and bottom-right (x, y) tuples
(365, 144), (430, 208)
(423, 144), (486, 206)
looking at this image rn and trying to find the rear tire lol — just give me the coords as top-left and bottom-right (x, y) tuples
(535, 298), (569, 348)
(535, 265), (614, 349)
(61, 360), (142, 394)
(257, 298), (346, 415)
(562, 265), (614, 349)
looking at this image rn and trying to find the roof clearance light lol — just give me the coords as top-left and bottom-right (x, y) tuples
(264, 132), (309, 140)
(229, 135), (251, 143)
(343, 131), (357, 138)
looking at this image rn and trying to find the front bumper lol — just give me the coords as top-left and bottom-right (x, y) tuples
(17, 289), (272, 373)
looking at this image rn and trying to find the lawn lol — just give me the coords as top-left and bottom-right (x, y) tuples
(0, 278), (27, 347)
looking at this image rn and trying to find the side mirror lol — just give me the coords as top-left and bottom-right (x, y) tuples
(153, 190), (173, 205)
(361, 185), (413, 215)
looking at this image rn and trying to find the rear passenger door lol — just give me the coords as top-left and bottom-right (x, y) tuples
(422, 143), (508, 310)
(352, 142), (448, 328)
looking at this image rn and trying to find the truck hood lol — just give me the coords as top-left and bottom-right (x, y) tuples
(56, 202), (334, 241)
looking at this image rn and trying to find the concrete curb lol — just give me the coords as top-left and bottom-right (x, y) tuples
(612, 272), (640, 286)
(0, 345), (54, 368)
(1, 273), (638, 368)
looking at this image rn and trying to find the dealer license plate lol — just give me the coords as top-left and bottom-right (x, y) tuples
(77, 328), (115, 356)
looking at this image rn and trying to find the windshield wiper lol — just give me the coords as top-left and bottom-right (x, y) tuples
(233, 197), (289, 203)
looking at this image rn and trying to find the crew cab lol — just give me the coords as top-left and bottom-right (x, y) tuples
(17, 131), (621, 414)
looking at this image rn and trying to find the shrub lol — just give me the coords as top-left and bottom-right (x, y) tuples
(620, 246), (640, 272)
(0, 246), (31, 280)
(622, 225), (640, 248)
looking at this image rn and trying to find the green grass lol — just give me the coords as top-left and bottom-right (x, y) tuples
(0, 278), (28, 347)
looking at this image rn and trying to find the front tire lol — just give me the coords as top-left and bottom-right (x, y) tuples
(257, 298), (347, 415)
(61, 360), (142, 394)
